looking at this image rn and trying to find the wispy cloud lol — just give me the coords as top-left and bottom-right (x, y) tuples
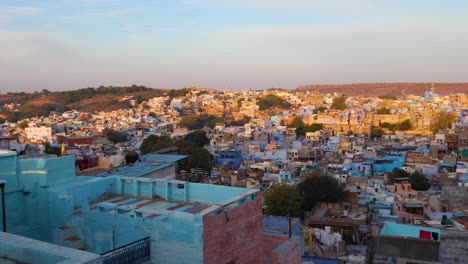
(0, 6), (44, 15)
(85, 7), (143, 17)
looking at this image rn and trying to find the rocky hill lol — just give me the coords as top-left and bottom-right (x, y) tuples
(296, 83), (468, 96)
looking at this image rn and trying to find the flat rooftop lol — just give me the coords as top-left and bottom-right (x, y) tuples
(86, 194), (214, 220)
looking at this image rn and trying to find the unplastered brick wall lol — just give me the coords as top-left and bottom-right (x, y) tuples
(203, 196), (263, 264)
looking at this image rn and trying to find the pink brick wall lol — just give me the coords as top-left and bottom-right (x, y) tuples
(203, 196), (263, 264)
(262, 234), (288, 263)
(274, 236), (301, 264)
(263, 234), (301, 264)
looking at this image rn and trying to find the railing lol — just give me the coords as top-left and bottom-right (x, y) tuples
(101, 237), (150, 264)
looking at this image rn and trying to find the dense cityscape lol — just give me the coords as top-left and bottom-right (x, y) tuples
(0, 84), (467, 263)
(2, 0), (468, 263)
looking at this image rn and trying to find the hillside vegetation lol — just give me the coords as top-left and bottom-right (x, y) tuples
(0, 85), (165, 121)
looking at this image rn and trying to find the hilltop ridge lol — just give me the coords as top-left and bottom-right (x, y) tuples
(295, 83), (468, 96)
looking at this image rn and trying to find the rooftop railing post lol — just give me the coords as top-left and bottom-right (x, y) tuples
(0, 181), (6, 232)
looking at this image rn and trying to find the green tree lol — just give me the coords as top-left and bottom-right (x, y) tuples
(381, 122), (397, 132)
(175, 140), (212, 170)
(387, 168), (430, 191)
(305, 123), (324, 133)
(184, 130), (210, 147)
(288, 116), (306, 136)
(226, 115), (251, 126)
(257, 94), (291, 110)
(107, 130), (128, 144)
(19, 120), (29, 130)
(372, 127), (384, 139)
(410, 171), (431, 191)
(430, 111), (457, 133)
(264, 184), (304, 218)
(179, 114), (222, 130)
(313, 106), (327, 114)
(237, 98), (244, 108)
(330, 96), (347, 110)
(386, 168), (410, 184)
(397, 119), (412, 130)
(44, 142), (61, 156)
(125, 151), (139, 165)
(140, 135), (173, 154)
(376, 108), (391, 114)
(298, 171), (344, 211)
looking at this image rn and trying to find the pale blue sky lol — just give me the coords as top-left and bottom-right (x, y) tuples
(1, 0), (468, 92)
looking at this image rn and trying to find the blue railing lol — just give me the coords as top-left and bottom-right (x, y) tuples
(101, 237), (150, 264)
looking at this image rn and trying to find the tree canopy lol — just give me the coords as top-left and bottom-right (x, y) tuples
(386, 168), (431, 191)
(288, 116), (323, 136)
(330, 96), (347, 110)
(107, 130), (128, 144)
(257, 94), (292, 110)
(430, 111), (457, 134)
(298, 171), (344, 211)
(264, 184), (303, 218)
(140, 135), (173, 154)
(179, 114), (222, 130)
(376, 108), (391, 115)
(184, 130), (210, 147)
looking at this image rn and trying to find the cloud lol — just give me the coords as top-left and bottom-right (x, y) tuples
(85, 7), (143, 17)
(0, 6), (44, 15)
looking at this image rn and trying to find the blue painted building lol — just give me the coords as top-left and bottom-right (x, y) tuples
(214, 150), (242, 169)
(0, 150), (270, 264)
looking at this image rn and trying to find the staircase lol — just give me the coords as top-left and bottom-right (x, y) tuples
(53, 225), (87, 251)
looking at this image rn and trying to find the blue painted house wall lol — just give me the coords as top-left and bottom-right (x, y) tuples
(214, 150), (242, 169)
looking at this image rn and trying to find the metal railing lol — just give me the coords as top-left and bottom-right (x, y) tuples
(101, 237), (150, 264)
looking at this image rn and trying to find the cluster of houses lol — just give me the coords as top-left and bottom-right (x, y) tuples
(0, 86), (467, 263)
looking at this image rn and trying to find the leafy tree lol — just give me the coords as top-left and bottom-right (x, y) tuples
(125, 151), (139, 165)
(168, 88), (190, 98)
(19, 120), (29, 130)
(372, 127), (384, 139)
(175, 140), (212, 170)
(430, 111), (457, 134)
(44, 142), (61, 156)
(330, 96), (347, 110)
(397, 119), (412, 130)
(387, 168), (410, 184)
(140, 135), (173, 154)
(313, 106), (327, 114)
(184, 130), (210, 147)
(264, 184), (304, 218)
(305, 123), (323, 133)
(257, 94), (291, 110)
(288, 117), (323, 136)
(410, 171), (431, 191)
(288, 116), (306, 136)
(179, 114), (222, 130)
(381, 122), (397, 132)
(237, 98), (244, 108)
(226, 115), (251, 126)
(376, 108), (391, 114)
(107, 130), (128, 144)
(298, 171), (344, 211)
(387, 168), (430, 191)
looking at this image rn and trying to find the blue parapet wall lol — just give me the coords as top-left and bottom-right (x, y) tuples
(0, 151), (260, 263)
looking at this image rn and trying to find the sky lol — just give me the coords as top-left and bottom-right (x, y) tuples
(1, 0), (468, 92)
